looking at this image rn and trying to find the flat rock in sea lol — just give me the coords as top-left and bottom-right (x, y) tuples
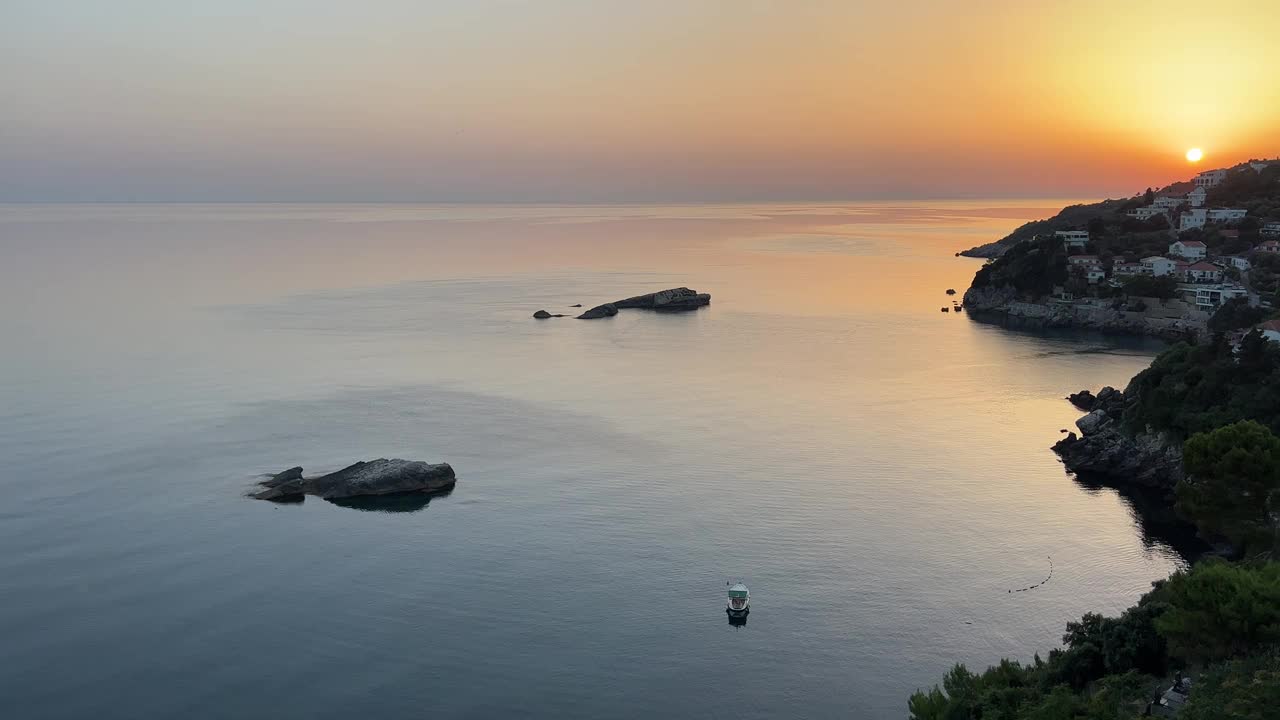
(576, 302), (619, 319)
(533, 310), (565, 319)
(251, 459), (456, 501)
(576, 287), (711, 319)
(613, 287), (710, 311)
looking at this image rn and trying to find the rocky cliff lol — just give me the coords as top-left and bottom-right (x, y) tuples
(1051, 387), (1183, 488)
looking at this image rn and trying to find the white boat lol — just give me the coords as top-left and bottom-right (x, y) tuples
(726, 582), (750, 615)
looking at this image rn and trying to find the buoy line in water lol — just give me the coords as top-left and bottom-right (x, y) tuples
(1007, 556), (1053, 594)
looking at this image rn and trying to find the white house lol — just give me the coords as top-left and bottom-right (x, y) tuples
(1152, 196), (1185, 210)
(1068, 255), (1101, 268)
(1191, 284), (1248, 310)
(1054, 230), (1090, 250)
(1113, 262), (1145, 276)
(1207, 208), (1248, 223)
(1187, 187), (1207, 207)
(1222, 256), (1251, 271)
(1194, 169), (1228, 188)
(1258, 319), (1280, 343)
(1169, 239), (1207, 260)
(1184, 261), (1222, 283)
(1142, 256), (1177, 277)
(1127, 207), (1168, 221)
(1179, 209), (1207, 231)
(1085, 267), (1107, 284)
(1262, 224), (1280, 238)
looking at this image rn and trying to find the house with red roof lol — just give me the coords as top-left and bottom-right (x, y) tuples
(1169, 239), (1207, 260)
(1184, 261), (1221, 283)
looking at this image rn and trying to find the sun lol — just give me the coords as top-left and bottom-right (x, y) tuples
(1186, 148), (1204, 163)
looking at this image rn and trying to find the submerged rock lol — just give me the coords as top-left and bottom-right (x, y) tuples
(251, 459), (456, 501)
(533, 310), (565, 319)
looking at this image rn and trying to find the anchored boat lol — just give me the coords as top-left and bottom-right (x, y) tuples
(726, 582), (750, 616)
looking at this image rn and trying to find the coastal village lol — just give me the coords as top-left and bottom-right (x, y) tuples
(966, 159), (1280, 341)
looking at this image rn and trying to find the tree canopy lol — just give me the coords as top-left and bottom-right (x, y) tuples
(1177, 421), (1280, 551)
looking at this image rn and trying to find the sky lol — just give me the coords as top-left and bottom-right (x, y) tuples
(3, 0), (1280, 202)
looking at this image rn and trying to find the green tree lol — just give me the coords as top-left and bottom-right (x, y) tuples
(1154, 560), (1280, 663)
(1177, 420), (1280, 550)
(1179, 650), (1280, 720)
(1208, 297), (1268, 333)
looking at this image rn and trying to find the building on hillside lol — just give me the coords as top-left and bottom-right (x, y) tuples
(1152, 195), (1185, 210)
(1258, 319), (1280, 343)
(1084, 267), (1106, 284)
(1126, 206), (1167, 220)
(1222, 255), (1251, 271)
(1250, 162), (1271, 173)
(1184, 261), (1222, 283)
(1169, 239), (1207, 259)
(1258, 240), (1280, 254)
(1194, 169), (1228, 188)
(1187, 284), (1247, 310)
(1113, 261), (1145, 276)
(1187, 187), (1207, 207)
(1126, 206), (1168, 221)
(1262, 223), (1280, 238)
(1068, 255), (1101, 268)
(1142, 256), (1177, 277)
(1179, 209), (1207, 231)
(1053, 230), (1090, 250)
(1207, 208), (1247, 223)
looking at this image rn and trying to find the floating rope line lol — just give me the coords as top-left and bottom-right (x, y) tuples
(1008, 556), (1053, 594)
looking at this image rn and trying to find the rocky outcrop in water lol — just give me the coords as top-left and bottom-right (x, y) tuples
(612, 287), (711, 311)
(1067, 390), (1096, 411)
(576, 303), (618, 319)
(533, 310), (566, 319)
(251, 459), (456, 501)
(1052, 387), (1183, 488)
(575, 287), (711, 319)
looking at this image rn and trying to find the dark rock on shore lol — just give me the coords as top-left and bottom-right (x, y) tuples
(576, 302), (618, 319)
(1051, 387), (1182, 488)
(251, 459), (456, 501)
(1067, 390), (1096, 411)
(533, 310), (565, 319)
(570, 304), (582, 307)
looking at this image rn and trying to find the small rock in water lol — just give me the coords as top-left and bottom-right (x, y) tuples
(533, 310), (552, 319)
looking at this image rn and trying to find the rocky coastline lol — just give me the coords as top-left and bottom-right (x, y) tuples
(1051, 386), (1184, 488)
(962, 286), (1204, 341)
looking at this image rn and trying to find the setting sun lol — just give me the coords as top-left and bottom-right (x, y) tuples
(1186, 148), (1204, 162)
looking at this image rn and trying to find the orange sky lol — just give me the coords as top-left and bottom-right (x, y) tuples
(4, 1), (1279, 201)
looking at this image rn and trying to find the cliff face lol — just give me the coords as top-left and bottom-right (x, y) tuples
(1052, 387), (1184, 488)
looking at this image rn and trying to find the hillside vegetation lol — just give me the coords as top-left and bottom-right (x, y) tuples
(909, 560), (1280, 720)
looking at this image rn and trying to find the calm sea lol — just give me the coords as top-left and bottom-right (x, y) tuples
(0, 203), (1178, 719)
